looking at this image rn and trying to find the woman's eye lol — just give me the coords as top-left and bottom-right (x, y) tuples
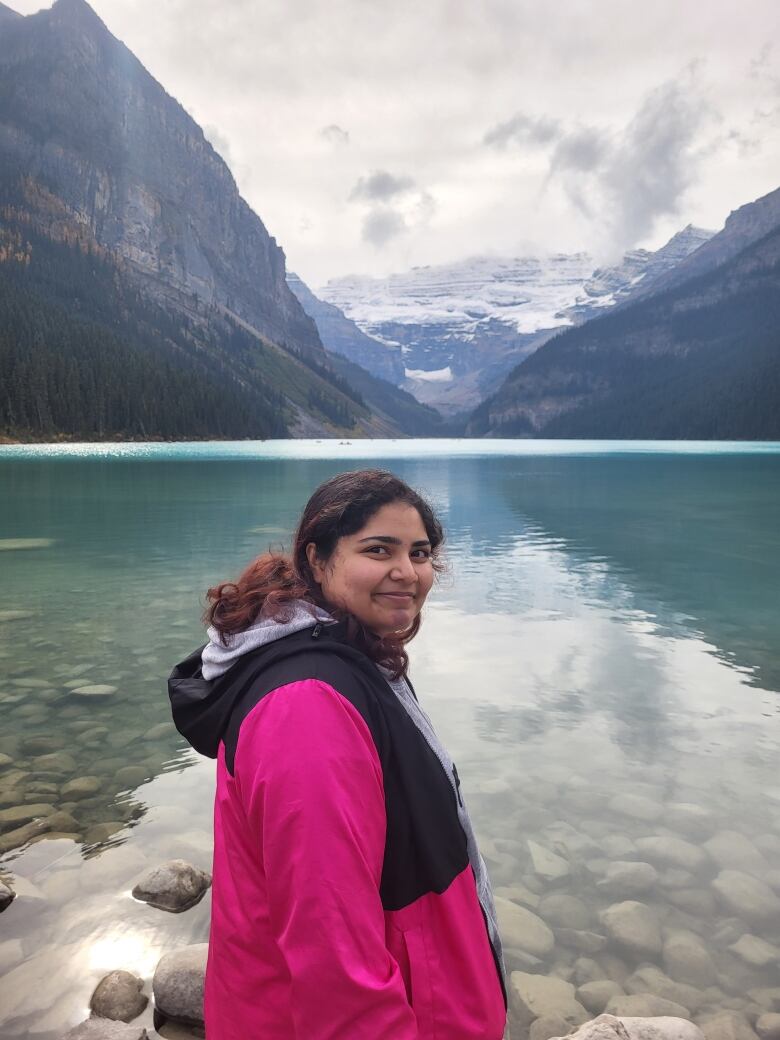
(412, 549), (431, 560)
(364, 545), (389, 555)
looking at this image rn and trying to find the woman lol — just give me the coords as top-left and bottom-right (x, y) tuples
(169, 469), (507, 1039)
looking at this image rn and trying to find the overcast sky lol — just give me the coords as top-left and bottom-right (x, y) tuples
(12, 0), (780, 287)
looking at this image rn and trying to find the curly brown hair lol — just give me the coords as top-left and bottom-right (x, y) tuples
(204, 469), (444, 677)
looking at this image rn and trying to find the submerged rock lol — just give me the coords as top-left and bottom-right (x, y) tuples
(132, 859), (211, 913)
(509, 970), (589, 1031)
(608, 793), (663, 823)
(712, 871), (780, 923)
(662, 930), (718, 988)
(538, 892), (592, 930)
(60, 776), (101, 800)
(635, 836), (709, 875)
(756, 1015), (780, 1040)
(598, 862), (659, 897)
(606, 995), (691, 1020)
(528, 840), (571, 883)
(704, 832), (769, 874)
(698, 1012), (759, 1040)
(0, 538), (53, 550)
(152, 943), (207, 1026)
(72, 685), (118, 699)
(545, 1013), (704, 1040)
(577, 981), (626, 1015)
(90, 970), (148, 1022)
(600, 901), (663, 958)
(728, 934), (780, 968)
(625, 965), (703, 1014)
(496, 896), (556, 959)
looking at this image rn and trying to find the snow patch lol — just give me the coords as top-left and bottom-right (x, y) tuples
(405, 366), (453, 383)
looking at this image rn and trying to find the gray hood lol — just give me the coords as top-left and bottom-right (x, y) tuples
(201, 600), (332, 680)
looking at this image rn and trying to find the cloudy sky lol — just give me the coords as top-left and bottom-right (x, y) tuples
(13, 0), (780, 287)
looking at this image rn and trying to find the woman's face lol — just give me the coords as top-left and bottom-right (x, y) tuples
(307, 501), (435, 636)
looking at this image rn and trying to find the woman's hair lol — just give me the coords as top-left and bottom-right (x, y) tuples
(204, 469), (444, 677)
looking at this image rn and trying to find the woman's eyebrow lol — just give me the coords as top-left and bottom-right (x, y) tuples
(357, 535), (432, 546)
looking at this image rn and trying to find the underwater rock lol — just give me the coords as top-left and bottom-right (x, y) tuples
(528, 841), (572, 884)
(577, 981), (626, 1015)
(0, 880), (15, 911)
(698, 1012), (759, 1040)
(625, 964), (704, 1013)
(755, 1015), (780, 1040)
(64, 1020), (148, 1039)
(72, 685), (118, 699)
(509, 970), (589, 1031)
(538, 892), (592, 930)
(60, 776), (102, 800)
(728, 934), (780, 968)
(608, 794), (663, 823)
(704, 832), (769, 875)
(598, 862), (659, 898)
(662, 931), (718, 988)
(496, 896), (556, 959)
(606, 995), (691, 1020)
(712, 871), (780, 924)
(600, 901), (663, 958)
(635, 837), (709, 875)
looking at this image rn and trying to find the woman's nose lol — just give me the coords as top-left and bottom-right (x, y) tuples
(390, 558), (416, 581)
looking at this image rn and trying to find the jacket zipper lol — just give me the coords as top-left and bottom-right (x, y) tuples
(452, 763), (464, 807)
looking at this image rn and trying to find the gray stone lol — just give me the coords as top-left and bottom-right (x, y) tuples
(712, 871), (780, 923)
(496, 896), (556, 959)
(666, 889), (717, 918)
(556, 929), (608, 954)
(635, 837), (709, 875)
(704, 832), (769, 874)
(747, 989), (780, 1012)
(577, 981), (626, 1015)
(665, 803), (716, 839)
(33, 752), (78, 775)
(626, 965), (703, 1013)
(72, 684), (118, 698)
(509, 970), (589, 1031)
(619, 1017), (705, 1040)
(528, 841), (571, 883)
(601, 901), (663, 958)
(607, 995), (691, 1020)
(0, 802), (56, 831)
(539, 892), (592, 930)
(663, 931), (718, 988)
(90, 970), (148, 1022)
(114, 766), (148, 788)
(531, 1014), (575, 1040)
(728, 934), (780, 968)
(61, 776), (102, 800)
(0, 609), (36, 620)
(20, 735), (59, 754)
(84, 822), (125, 845)
(143, 723), (172, 741)
(152, 943), (207, 1026)
(0, 753), (13, 769)
(132, 859), (211, 913)
(494, 882), (541, 909)
(64, 1020), (148, 1039)
(756, 1015), (780, 1040)
(598, 862), (659, 897)
(574, 957), (604, 986)
(698, 1013), (759, 1040)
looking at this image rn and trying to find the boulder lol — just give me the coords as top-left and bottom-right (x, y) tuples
(662, 931), (718, 988)
(601, 901), (663, 958)
(665, 803), (716, 839)
(114, 767), (147, 789)
(0, 803), (56, 831)
(152, 943), (207, 1026)
(666, 889), (718, 918)
(598, 862), (659, 897)
(545, 1014), (704, 1040)
(132, 860), (211, 913)
(712, 871), (780, 923)
(728, 934), (780, 968)
(72, 685), (118, 698)
(32, 752), (77, 775)
(509, 970), (589, 1030)
(606, 995), (691, 1020)
(556, 928), (608, 954)
(90, 970), (148, 1022)
(532, 1015), (576, 1040)
(577, 980), (626, 1014)
(496, 896), (556, 959)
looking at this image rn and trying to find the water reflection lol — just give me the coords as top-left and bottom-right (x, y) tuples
(1, 447), (779, 1038)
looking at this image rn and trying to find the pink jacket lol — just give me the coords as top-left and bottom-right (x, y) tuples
(204, 678), (506, 1038)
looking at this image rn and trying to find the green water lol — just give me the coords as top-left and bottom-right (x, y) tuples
(1, 441), (779, 1038)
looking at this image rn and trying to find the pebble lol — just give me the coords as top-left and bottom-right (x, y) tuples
(600, 901), (663, 958)
(90, 969), (148, 1022)
(131, 859), (211, 913)
(152, 943), (208, 1026)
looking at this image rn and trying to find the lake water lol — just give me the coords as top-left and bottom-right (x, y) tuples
(1, 440), (779, 1039)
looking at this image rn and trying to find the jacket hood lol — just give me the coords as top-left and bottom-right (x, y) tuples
(168, 611), (372, 760)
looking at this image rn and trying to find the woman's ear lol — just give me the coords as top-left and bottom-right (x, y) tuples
(306, 542), (324, 584)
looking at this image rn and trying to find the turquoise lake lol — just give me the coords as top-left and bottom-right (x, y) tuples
(1, 440), (779, 1038)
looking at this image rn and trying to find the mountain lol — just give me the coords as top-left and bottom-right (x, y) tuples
(467, 193), (780, 440)
(317, 229), (712, 415)
(0, 0), (417, 439)
(286, 274), (445, 435)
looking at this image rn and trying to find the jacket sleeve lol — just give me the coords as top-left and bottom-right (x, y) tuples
(234, 678), (419, 1040)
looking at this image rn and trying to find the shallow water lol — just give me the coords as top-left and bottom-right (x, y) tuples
(1, 441), (779, 1037)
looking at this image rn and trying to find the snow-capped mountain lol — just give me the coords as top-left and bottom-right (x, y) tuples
(316, 226), (713, 415)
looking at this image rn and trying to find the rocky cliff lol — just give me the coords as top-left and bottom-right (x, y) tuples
(0, 0), (322, 362)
